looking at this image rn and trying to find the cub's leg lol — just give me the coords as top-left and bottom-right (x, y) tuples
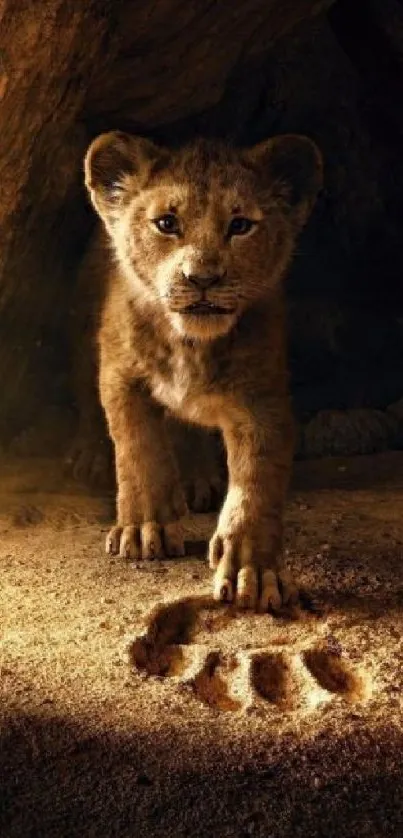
(209, 400), (298, 612)
(167, 420), (226, 513)
(66, 235), (113, 489)
(66, 334), (113, 489)
(100, 370), (187, 560)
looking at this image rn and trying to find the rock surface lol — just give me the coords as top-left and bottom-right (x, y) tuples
(1, 0), (403, 446)
(0, 0), (334, 440)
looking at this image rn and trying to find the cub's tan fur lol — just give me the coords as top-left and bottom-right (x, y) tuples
(80, 131), (322, 611)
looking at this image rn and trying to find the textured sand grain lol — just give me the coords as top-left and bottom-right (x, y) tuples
(1, 453), (402, 836)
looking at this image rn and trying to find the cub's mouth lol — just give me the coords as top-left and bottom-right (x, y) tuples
(182, 301), (235, 316)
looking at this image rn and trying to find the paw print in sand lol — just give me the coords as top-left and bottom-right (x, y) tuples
(127, 597), (370, 713)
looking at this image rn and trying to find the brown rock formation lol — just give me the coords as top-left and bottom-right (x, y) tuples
(1, 0), (403, 456)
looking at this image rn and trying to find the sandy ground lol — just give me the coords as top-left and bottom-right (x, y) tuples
(1, 452), (402, 837)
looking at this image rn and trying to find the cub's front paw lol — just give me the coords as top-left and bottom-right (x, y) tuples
(106, 520), (185, 561)
(208, 531), (299, 613)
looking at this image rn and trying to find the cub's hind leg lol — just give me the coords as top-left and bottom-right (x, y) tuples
(66, 233), (113, 490)
(168, 420), (226, 513)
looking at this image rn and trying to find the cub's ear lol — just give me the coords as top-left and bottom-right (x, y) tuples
(84, 131), (165, 222)
(244, 134), (323, 227)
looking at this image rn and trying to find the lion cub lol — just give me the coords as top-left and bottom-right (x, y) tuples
(82, 131), (322, 611)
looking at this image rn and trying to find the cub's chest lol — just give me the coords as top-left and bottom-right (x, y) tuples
(150, 351), (204, 410)
(149, 348), (222, 426)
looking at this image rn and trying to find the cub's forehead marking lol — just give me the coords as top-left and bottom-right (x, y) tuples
(137, 167), (262, 219)
(141, 183), (191, 217)
(208, 187), (264, 221)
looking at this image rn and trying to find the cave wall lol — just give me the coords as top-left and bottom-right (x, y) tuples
(1, 0), (403, 456)
(0, 0), (335, 444)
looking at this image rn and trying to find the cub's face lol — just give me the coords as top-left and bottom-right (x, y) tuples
(85, 133), (322, 341)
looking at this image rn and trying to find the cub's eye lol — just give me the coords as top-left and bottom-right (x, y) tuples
(227, 217), (255, 237)
(154, 214), (180, 235)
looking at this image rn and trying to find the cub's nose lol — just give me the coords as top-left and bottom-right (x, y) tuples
(183, 272), (225, 290)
